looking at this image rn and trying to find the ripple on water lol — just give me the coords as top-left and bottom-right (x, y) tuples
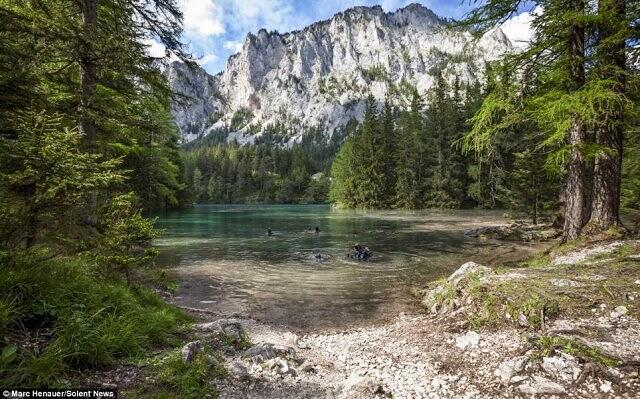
(154, 205), (541, 331)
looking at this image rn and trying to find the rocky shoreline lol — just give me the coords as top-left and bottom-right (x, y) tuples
(99, 238), (640, 398)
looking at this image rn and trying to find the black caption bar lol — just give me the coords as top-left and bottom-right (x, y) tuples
(1, 390), (116, 398)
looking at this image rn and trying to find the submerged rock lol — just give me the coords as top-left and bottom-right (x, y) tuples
(464, 223), (560, 242)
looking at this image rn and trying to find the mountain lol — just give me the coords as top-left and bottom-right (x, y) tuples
(166, 3), (513, 143)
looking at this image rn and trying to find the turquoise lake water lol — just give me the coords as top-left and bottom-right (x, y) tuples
(155, 205), (539, 331)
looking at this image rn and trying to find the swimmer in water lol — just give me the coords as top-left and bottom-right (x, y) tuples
(315, 226), (320, 234)
(267, 227), (273, 236)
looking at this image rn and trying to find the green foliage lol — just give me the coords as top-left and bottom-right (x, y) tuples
(129, 349), (225, 398)
(185, 125), (347, 204)
(505, 147), (561, 224)
(330, 74), (489, 210)
(331, 96), (399, 208)
(0, 112), (124, 249)
(535, 336), (619, 367)
(96, 193), (160, 281)
(0, 0), (193, 388)
(461, 0), (639, 235)
(230, 107), (254, 130)
(0, 0), (189, 213)
(0, 251), (189, 386)
(362, 65), (389, 82)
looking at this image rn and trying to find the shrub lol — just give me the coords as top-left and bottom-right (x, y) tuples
(0, 251), (189, 386)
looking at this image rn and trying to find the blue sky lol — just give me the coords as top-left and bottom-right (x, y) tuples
(159, 1), (536, 74)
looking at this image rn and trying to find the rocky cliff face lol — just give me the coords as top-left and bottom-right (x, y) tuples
(167, 4), (513, 143)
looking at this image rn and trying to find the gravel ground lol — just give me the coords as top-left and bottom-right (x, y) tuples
(211, 240), (640, 399)
(209, 309), (639, 399)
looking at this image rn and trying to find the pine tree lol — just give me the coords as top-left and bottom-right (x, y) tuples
(425, 68), (460, 208)
(380, 100), (398, 207)
(588, 0), (628, 231)
(192, 168), (203, 202)
(395, 90), (423, 209)
(353, 96), (381, 207)
(462, 0), (594, 240)
(507, 145), (560, 224)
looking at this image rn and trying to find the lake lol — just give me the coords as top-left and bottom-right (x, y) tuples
(155, 205), (540, 332)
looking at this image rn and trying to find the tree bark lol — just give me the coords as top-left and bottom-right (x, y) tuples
(589, 0), (626, 230)
(80, 0), (98, 226)
(563, 0), (587, 241)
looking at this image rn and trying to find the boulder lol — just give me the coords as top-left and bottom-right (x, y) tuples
(448, 262), (494, 288)
(422, 285), (445, 313)
(222, 345), (236, 356)
(494, 356), (528, 385)
(264, 357), (296, 376)
(181, 341), (204, 364)
(610, 305), (628, 319)
(518, 376), (565, 395)
(542, 354), (580, 382)
(339, 375), (384, 399)
(243, 342), (295, 363)
(221, 322), (248, 344)
(195, 319), (249, 347)
(455, 331), (481, 350)
(228, 361), (249, 380)
(195, 318), (242, 333)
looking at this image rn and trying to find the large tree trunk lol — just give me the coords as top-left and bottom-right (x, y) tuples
(589, 0), (626, 230)
(80, 0), (98, 226)
(564, 120), (587, 240)
(563, 0), (587, 241)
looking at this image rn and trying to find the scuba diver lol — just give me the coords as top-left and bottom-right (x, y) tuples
(348, 244), (372, 261)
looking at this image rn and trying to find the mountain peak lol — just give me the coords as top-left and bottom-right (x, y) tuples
(168, 3), (513, 143)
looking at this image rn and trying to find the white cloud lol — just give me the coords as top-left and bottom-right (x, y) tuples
(143, 38), (166, 57)
(500, 6), (542, 50)
(223, 40), (243, 53)
(198, 53), (219, 66)
(379, 0), (412, 12)
(225, 0), (303, 34)
(179, 0), (225, 38)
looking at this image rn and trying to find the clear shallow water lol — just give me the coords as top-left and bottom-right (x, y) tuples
(155, 205), (539, 331)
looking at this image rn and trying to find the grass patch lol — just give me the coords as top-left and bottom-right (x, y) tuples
(464, 276), (562, 329)
(217, 331), (252, 351)
(0, 250), (191, 387)
(125, 348), (226, 398)
(535, 336), (619, 367)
